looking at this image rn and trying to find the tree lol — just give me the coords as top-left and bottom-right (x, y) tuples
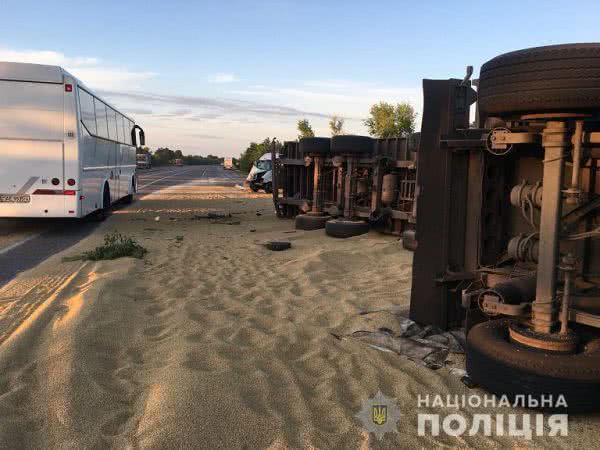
(238, 137), (283, 173)
(297, 119), (315, 139)
(329, 115), (344, 136)
(136, 146), (151, 155)
(153, 147), (176, 165)
(145, 147), (224, 166)
(364, 101), (417, 138)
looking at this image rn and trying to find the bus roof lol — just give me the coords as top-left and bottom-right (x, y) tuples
(0, 61), (65, 83)
(0, 61), (134, 122)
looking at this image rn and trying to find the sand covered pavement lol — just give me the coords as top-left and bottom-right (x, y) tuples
(0, 181), (598, 449)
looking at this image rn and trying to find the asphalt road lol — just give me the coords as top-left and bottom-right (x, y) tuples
(0, 165), (245, 287)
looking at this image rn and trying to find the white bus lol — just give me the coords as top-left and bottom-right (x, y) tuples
(0, 62), (145, 219)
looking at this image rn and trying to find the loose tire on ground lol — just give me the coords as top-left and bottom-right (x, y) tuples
(265, 241), (292, 251)
(325, 219), (370, 238)
(330, 135), (374, 155)
(295, 214), (329, 230)
(466, 319), (600, 412)
(478, 43), (600, 115)
(299, 137), (331, 155)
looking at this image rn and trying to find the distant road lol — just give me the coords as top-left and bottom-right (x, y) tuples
(0, 165), (244, 287)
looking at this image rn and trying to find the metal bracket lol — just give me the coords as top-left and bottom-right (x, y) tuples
(481, 295), (529, 316)
(569, 308), (600, 328)
(486, 129), (540, 155)
(435, 270), (477, 284)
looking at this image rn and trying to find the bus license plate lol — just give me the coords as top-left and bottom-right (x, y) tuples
(0, 194), (31, 203)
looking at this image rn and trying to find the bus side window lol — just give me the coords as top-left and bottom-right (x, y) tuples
(107, 107), (118, 142)
(94, 99), (109, 139)
(120, 116), (127, 144)
(79, 89), (97, 135)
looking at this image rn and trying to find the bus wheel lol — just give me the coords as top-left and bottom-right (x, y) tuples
(96, 185), (112, 221)
(123, 178), (136, 204)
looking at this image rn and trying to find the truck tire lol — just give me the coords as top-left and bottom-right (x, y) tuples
(478, 43), (600, 115)
(401, 229), (417, 251)
(264, 182), (273, 194)
(330, 135), (374, 155)
(295, 214), (329, 230)
(325, 219), (370, 238)
(466, 319), (600, 412)
(299, 137), (331, 155)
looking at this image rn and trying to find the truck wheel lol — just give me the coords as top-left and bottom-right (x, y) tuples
(466, 319), (600, 412)
(264, 182), (273, 194)
(325, 219), (370, 238)
(299, 137), (331, 155)
(478, 43), (600, 115)
(295, 214), (329, 230)
(249, 183), (259, 192)
(330, 135), (374, 155)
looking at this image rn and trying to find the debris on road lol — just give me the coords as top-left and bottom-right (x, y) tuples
(191, 212), (232, 220)
(338, 315), (465, 370)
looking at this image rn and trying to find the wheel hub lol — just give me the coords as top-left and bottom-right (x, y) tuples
(509, 321), (578, 353)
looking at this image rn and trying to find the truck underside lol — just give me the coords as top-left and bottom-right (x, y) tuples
(410, 43), (600, 412)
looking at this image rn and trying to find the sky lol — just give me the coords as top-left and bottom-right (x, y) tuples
(2, 0), (600, 157)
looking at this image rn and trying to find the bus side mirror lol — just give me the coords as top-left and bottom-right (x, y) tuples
(131, 125), (145, 148)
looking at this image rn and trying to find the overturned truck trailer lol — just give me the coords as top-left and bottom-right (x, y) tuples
(272, 134), (418, 241)
(410, 43), (600, 412)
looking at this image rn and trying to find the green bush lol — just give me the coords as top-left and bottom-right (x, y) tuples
(64, 231), (147, 262)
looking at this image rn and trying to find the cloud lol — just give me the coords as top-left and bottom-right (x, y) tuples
(0, 47), (156, 89)
(186, 112), (224, 121)
(207, 72), (238, 83)
(184, 133), (223, 140)
(98, 89), (329, 119)
(229, 79), (422, 126)
(122, 107), (154, 115)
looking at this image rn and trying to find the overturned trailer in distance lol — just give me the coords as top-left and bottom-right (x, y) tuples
(271, 134), (418, 242)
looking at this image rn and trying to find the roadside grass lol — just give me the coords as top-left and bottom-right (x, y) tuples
(63, 231), (147, 262)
